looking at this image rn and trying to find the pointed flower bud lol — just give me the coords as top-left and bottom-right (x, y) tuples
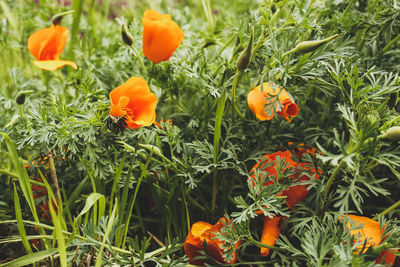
(121, 24), (134, 46)
(51, 10), (74, 26)
(292, 34), (339, 54)
(236, 26), (254, 72)
(15, 90), (34, 105)
(381, 126), (400, 142)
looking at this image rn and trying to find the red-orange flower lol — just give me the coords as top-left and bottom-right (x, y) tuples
(341, 215), (397, 266)
(142, 9), (184, 63)
(27, 24), (77, 71)
(247, 82), (299, 121)
(184, 217), (241, 266)
(250, 150), (320, 256)
(109, 77), (157, 129)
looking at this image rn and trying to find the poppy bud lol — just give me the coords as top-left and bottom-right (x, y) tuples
(381, 126), (400, 142)
(292, 33), (339, 54)
(15, 90), (34, 105)
(51, 10), (74, 25)
(121, 24), (134, 46)
(236, 26), (254, 72)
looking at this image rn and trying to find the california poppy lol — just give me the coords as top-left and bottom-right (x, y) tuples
(184, 217), (240, 266)
(27, 24), (77, 71)
(341, 215), (397, 266)
(250, 150), (320, 256)
(142, 9), (184, 63)
(247, 82), (299, 121)
(109, 77), (157, 129)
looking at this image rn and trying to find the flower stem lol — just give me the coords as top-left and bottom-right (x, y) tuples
(322, 160), (346, 200)
(231, 70), (240, 122)
(211, 86), (227, 214)
(373, 200), (400, 220)
(248, 235), (287, 253)
(130, 44), (146, 74)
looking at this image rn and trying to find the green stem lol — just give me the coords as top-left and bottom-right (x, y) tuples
(147, 62), (155, 86)
(248, 235), (287, 253)
(211, 86), (227, 214)
(322, 160), (346, 200)
(373, 200), (400, 220)
(130, 45), (146, 74)
(231, 71), (240, 122)
(121, 151), (153, 247)
(383, 32), (400, 52)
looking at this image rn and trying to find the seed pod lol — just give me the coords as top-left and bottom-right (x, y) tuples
(236, 26), (254, 72)
(293, 33), (339, 54)
(121, 24), (134, 46)
(381, 126), (400, 141)
(51, 10), (74, 26)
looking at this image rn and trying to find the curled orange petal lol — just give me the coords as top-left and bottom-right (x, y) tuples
(260, 216), (281, 256)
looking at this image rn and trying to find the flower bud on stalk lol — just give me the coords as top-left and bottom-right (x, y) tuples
(15, 90), (34, 105)
(51, 10), (74, 25)
(292, 33), (339, 54)
(121, 24), (134, 46)
(380, 126), (400, 141)
(282, 34), (339, 58)
(236, 26), (254, 72)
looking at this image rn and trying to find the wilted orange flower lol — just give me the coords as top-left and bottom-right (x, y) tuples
(247, 82), (299, 121)
(184, 217), (240, 266)
(27, 24), (77, 71)
(341, 215), (397, 266)
(109, 77), (157, 129)
(142, 9), (184, 63)
(250, 150), (320, 256)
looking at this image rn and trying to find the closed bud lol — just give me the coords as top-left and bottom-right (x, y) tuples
(381, 126), (400, 141)
(293, 33), (339, 54)
(15, 90), (34, 105)
(236, 26), (254, 72)
(51, 10), (74, 26)
(121, 24), (134, 46)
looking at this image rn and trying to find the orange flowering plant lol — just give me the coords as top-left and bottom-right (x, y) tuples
(142, 9), (184, 63)
(27, 24), (77, 71)
(184, 217), (241, 266)
(247, 82), (299, 121)
(246, 149), (320, 256)
(109, 77), (157, 129)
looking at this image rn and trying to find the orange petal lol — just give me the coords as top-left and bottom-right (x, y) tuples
(341, 215), (382, 252)
(376, 250), (397, 266)
(28, 26), (54, 60)
(142, 9), (184, 63)
(32, 60), (77, 71)
(247, 84), (274, 120)
(261, 216), (281, 256)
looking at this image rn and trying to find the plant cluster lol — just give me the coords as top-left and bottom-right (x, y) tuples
(0, 0), (400, 266)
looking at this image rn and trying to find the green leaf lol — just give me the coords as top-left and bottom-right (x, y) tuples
(13, 183), (32, 254)
(0, 248), (58, 267)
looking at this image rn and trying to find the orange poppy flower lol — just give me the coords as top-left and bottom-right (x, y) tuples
(142, 9), (184, 63)
(249, 150), (320, 256)
(184, 217), (241, 266)
(247, 82), (299, 121)
(109, 77), (157, 129)
(27, 24), (77, 71)
(341, 215), (397, 266)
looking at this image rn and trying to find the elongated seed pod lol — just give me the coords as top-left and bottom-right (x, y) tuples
(236, 26), (254, 72)
(293, 33), (339, 54)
